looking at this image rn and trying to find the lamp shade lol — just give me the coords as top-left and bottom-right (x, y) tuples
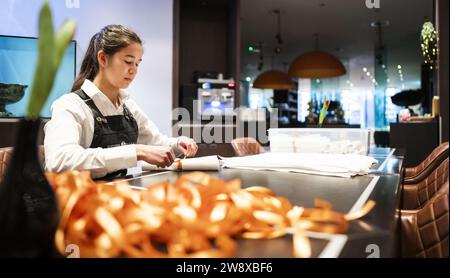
(288, 50), (346, 78)
(253, 70), (295, 89)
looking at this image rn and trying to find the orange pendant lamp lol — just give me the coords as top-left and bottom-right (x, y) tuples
(288, 33), (346, 79)
(288, 50), (346, 79)
(252, 10), (294, 90)
(253, 69), (295, 90)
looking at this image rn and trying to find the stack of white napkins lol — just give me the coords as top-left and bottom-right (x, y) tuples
(220, 153), (378, 178)
(140, 153), (377, 178)
(140, 155), (221, 171)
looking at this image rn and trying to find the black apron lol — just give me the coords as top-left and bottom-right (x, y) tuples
(75, 89), (138, 179)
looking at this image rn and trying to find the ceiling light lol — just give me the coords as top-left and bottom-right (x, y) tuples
(288, 51), (346, 79)
(253, 70), (294, 89)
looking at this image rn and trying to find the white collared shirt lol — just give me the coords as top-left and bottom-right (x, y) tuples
(44, 79), (178, 177)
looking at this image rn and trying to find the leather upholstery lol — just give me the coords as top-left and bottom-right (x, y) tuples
(0, 146), (45, 184)
(401, 180), (449, 258)
(403, 158), (449, 210)
(400, 142), (449, 258)
(404, 142), (449, 180)
(231, 137), (265, 156)
(0, 147), (13, 184)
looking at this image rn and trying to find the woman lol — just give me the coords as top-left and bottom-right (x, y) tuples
(44, 25), (197, 178)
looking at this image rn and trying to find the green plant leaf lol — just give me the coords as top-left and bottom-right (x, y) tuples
(26, 1), (75, 119)
(26, 1), (54, 118)
(318, 99), (329, 126)
(55, 19), (76, 68)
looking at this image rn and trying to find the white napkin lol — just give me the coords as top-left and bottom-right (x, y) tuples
(140, 155), (220, 171)
(220, 153), (378, 178)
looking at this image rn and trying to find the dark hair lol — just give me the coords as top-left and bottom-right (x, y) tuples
(71, 24), (142, 91)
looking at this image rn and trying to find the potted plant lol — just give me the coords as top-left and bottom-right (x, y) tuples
(0, 1), (75, 257)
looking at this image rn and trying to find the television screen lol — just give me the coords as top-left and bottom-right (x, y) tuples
(0, 35), (76, 118)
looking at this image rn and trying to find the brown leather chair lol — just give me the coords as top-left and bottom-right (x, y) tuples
(231, 137), (265, 156)
(0, 146), (45, 184)
(402, 156), (449, 210)
(0, 147), (13, 184)
(400, 179), (449, 257)
(403, 142), (449, 180)
(399, 141), (449, 257)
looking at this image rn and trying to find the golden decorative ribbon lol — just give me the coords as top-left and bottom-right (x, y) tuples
(46, 171), (375, 258)
(176, 159), (183, 171)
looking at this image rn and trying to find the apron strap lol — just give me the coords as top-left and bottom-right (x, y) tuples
(74, 89), (105, 120)
(75, 89), (135, 123)
(122, 103), (135, 121)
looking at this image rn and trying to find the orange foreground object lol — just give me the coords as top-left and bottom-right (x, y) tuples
(46, 171), (375, 258)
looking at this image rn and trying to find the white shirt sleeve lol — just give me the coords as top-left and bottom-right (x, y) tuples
(44, 96), (138, 178)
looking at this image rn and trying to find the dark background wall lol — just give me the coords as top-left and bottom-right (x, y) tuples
(179, 1), (229, 85)
(0, 120), (46, 148)
(173, 0), (240, 110)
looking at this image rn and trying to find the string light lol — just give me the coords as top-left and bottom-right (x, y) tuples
(421, 21), (437, 69)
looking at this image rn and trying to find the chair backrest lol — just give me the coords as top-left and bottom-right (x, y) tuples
(0, 146), (45, 184)
(230, 137), (265, 156)
(404, 142), (449, 179)
(401, 178), (449, 258)
(403, 157), (449, 210)
(0, 147), (13, 184)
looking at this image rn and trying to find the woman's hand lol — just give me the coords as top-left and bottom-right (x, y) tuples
(177, 136), (198, 157)
(135, 144), (175, 167)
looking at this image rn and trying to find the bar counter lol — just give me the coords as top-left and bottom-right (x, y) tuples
(107, 148), (404, 258)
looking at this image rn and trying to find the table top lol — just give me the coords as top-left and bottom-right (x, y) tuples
(110, 148), (404, 258)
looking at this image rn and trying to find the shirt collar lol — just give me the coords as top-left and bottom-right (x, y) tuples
(80, 79), (130, 101)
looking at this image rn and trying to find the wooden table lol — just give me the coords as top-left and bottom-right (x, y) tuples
(110, 148), (404, 258)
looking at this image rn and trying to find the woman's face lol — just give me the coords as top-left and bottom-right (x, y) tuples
(101, 42), (143, 89)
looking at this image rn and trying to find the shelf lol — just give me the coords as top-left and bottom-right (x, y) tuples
(273, 83), (298, 123)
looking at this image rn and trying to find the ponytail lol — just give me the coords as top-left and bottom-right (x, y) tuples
(71, 25), (142, 92)
(71, 35), (98, 91)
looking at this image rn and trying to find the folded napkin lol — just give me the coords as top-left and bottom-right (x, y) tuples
(140, 153), (377, 178)
(141, 155), (220, 171)
(220, 153), (378, 178)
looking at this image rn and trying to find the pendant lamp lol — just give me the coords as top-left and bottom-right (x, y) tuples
(252, 10), (294, 90)
(253, 70), (294, 89)
(288, 50), (346, 78)
(288, 34), (346, 79)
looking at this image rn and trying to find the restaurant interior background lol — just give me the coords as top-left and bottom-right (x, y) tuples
(0, 0), (448, 167)
(0, 0), (449, 260)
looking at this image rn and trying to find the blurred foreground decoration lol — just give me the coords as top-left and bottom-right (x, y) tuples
(0, 1), (75, 258)
(47, 171), (375, 258)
